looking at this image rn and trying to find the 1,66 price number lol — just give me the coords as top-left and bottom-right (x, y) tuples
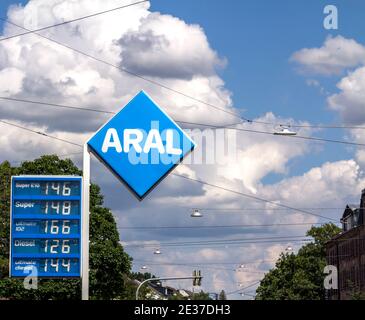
(44, 220), (71, 234)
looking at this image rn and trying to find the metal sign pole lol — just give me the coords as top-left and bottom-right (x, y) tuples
(82, 144), (90, 300)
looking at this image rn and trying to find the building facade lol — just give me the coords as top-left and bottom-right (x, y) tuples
(326, 190), (365, 300)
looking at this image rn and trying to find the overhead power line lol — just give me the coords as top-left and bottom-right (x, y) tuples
(130, 239), (311, 248)
(133, 259), (277, 266)
(2, 95), (365, 131)
(136, 264), (267, 273)
(0, 16), (241, 120)
(0, 119), (341, 224)
(172, 173), (339, 222)
(190, 207), (350, 211)
(238, 292), (256, 298)
(118, 222), (325, 230)
(243, 119), (365, 130)
(0, 96), (114, 114)
(0, 1), (149, 42)
(227, 280), (261, 296)
(1, 96), (365, 148)
(123, 235), (311, 248)
(125, 240), (311, 249)
(133, 261), (259, 272)
(177, 121), (365, 148)
(2, 11), (365, 131)
(126, 234), (362, 249)
(0, 120), (82, 147)
(10, 152), (83, 165)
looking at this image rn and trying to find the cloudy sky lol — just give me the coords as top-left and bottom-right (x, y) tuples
(1, 0), (365, 299)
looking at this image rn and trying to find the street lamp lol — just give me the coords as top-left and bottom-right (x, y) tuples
(191, 209), (203, 218)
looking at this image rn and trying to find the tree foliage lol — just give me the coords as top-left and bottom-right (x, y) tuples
(168, 290), (211, 300)
(219, 290), (227, 300)
(0, 155), (132, 300)
(255, 223), (341, 300)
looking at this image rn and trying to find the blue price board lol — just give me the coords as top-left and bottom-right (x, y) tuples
(10, 176), (82, 278)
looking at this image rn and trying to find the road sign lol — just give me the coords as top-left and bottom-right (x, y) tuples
(10, 176), (82, 278)
(87, 91), (195, 200)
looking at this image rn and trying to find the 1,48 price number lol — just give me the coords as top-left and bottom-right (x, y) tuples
(44, 201), (72, 215)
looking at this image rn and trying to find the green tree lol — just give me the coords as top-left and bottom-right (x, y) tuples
(168, 290), (211, 300)
(191, 290), (211, 300)
(219, 290), (227, 300)
(0, 155), (132, 300)
(348, 281), (365, 300)
(130, 272), (156, 282)
(255, 223), (341, 300)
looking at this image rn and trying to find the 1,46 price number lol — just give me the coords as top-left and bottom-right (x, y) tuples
(43, 182), (72, 196)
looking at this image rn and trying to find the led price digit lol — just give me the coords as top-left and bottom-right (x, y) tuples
(44, 240), (71, 254)
(52, 202), (60, 214)
(44, 259), (59, 272)
(43, 182), (72, 196)
(44, 239), (57, 253)
(44, 220), (59, 234)
(44, 220), (71, 234)
(51, 259), (59, 272)
(62, 240), (71, 254)
(62, 259), (71, 272)
(44, 201), (72, 215)
(44, 259), (71, 273)
(50, 240), (59, 254)
(62, 201), (71, 215)
(62, 221), (71, 234)
(62, 183), (71, 196)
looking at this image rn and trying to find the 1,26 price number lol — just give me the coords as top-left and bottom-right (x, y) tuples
(44, 239), (72, 254)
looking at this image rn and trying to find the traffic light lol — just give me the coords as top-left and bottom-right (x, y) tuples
(193, 270), (202, 286)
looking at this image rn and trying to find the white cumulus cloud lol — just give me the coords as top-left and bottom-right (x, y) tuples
(291, 35), (365, 75)
(328, 66), (365, 124)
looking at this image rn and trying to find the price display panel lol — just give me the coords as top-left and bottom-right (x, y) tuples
(10, 176), (82, 278)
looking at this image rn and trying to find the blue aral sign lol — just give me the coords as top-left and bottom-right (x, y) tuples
(10, 176), (82, 278)
(87, 91), (195, 200)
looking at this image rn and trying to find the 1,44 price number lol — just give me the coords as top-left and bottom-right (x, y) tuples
(44, 259), (72, 272)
